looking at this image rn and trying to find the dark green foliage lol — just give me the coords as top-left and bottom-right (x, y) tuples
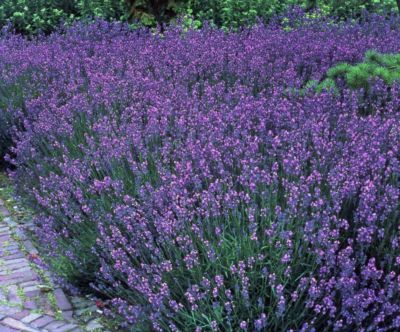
(182, 1), (399, 29)
(307, 51), (400, 116)
(76, 0), (128, 20)
(0, 0), (128, 35)
(126, 0), (186, 27)
(326, 63), (352, 79)
(324, 0), (393, 18)
(315, 78), (337, 93)
(1, 0), (400, 34)
(0, 0), (189, 35)
(181, 0), (297, 30)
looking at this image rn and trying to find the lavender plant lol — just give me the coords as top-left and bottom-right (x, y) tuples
(1, 11), (400, 331)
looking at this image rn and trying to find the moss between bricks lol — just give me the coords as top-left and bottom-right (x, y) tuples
(0, 173), (109, 331)
(0, 177), (64, 320)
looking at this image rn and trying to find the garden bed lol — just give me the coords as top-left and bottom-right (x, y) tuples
(1, 11), (400, 331)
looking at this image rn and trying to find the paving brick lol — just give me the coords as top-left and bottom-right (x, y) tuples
(9, 266), (31, 274)
(23, 285), (39, 292)
(10, 309), (31, 320)
(0, 306), (21, 316)
(0, 235), (12, 242)
(0, 208), (10, 216)
(21, 312), (43, 323)
(2, 253), (25, 260)
(0, 323), (19, 332)
(19, 281), (39, 288)
(50, 323), (79, 332)
(0, 274), (37, 286)
(0, 272), (26, 281)
(22, 241), (38, 255)
(62, 310), (73, 321)
(23, 300), (38, 310)
(30, 314), (56, 328)
(45, 321), (67, 330)
(54, 289), (72, 311)
(0, 245), (19, 251)
(2, 317), (39, 332)
(24, 289), (41, 298)
(0, 195), (92, 331)
(7, 285), (23, 306)
(0, 250), (20, 256)
(4, 258), (27, 266)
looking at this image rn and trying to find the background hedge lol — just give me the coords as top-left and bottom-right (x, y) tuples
(1, 0), (400, 35)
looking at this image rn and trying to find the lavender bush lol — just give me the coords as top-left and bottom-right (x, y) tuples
(1, 12), (400, 331)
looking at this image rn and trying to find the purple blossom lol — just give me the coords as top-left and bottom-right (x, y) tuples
(1, 10), (400, 331)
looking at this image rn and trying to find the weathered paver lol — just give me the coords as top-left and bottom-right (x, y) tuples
(0, 324), (20, 331)
(0, 198), (84, 331)
(2, 317), (39, 331)
(21, 313), (42, 324)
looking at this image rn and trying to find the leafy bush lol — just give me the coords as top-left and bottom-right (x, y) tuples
(181, 0), (297, 29)
(0, 0), (189, 35)
(126, 0), (187, 27)
(324, 0), (396, 18)
(1, 0), (399, 35)
(312, 51), (400, 115)
(322, 51), (400, 90)
(183, 0), (399, 29)
(0, 0), (128, 35)
(2, 13), (400, 331)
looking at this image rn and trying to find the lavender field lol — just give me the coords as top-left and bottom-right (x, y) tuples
(1, 10), (400, 331)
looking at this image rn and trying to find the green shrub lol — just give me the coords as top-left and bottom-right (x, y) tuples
(1, 1), (400, 34)
(126, 0), (187, 28)
(305, 51), (400, 116)
(181, 0), (298, 29)
(182, 0), (399, 29)
(317, 51), (400, 92)
(0, 0), (128, 35)
(0, 0), (191, 35)
(76, 0), (128, 20)
(326, 0), (396, 18)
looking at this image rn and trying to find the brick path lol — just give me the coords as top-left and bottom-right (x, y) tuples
(0, 198), (83, 332)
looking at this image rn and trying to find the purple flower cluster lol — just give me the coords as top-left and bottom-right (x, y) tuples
(1, 13), (400, 331)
